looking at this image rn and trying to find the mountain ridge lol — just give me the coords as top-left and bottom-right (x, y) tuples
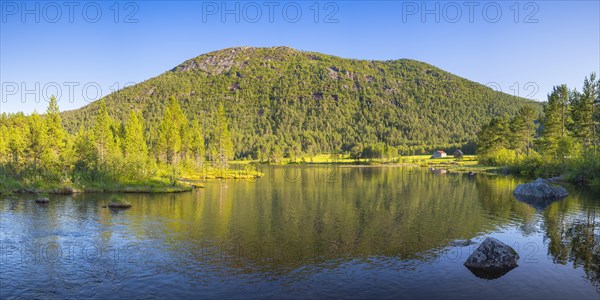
(62, 46), (541, 157)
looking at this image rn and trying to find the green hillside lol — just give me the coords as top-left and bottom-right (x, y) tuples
(62, 46), (540, 158)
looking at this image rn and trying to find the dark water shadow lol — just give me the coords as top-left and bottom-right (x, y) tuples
(466, 265), (518, 280)
(513, 194), (567, 210)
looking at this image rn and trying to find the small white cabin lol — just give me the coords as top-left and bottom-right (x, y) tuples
(432, 150), (447, 158)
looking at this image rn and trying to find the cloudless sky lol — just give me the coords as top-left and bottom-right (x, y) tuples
(1, 0), (599, 114)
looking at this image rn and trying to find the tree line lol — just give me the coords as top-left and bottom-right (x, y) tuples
(0, 96), (233, 187)
(477, 73), (600, 183)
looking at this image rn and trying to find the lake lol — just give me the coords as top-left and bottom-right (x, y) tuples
(1, 166), (599, 299)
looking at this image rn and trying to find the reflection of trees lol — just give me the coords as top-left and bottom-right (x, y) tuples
(543, 191), (599, 291)
(119, 168), (541, 272)
(3, 169), (598, 289)
(473, 175), (537, 235)
(467, 177), (599, 288)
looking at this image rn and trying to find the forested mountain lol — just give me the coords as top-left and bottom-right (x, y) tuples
(62, 46), (540, 158)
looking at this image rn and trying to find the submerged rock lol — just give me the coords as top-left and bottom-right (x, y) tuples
(547, 175), (566, 183)
(107, 202), (132, 209)
(450, 239), (476, 247)
(464, 237), (519, 279)
(430, 168), (447, 175)
(50, 187), (81, 194)
(35, 197), (49, 204)
(513, 178), (569, 199)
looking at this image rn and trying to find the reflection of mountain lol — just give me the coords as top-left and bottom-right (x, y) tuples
(2, 168), (600, 297)
(98, 168), (543, 272)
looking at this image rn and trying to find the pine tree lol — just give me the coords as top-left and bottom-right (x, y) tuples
(571, 73), (598, 151)
(477, 116), (511, 155)
(540, 85), (569, 156)
(27, 111), (48, 177)
(557, 85), (570, 138)
(189, 118), (205, 170)
(157, 97), (187, 165)
(0, 124), (8, 164)
(595, 75), (600, 152)
(212, 103), (234, 168)
(44, 96), (69, 175)
(45, 96), (66, 146)
(269, 144), (283, 163)
(124, 111), (148, 162)
(74, 125), (96, 171)
(93, 100), (114, 165)
(7, 114), (28, 172)
(180, 124), (192, 166)
(510, 105), (537, 155)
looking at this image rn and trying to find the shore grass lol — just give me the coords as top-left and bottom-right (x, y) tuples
(0, 178), (193, 195)
(180, 168), (265, 180)
(232, 154), (502, 175)
(1, 155), (503, 196)
(231, 154), (498, 172)
(1, 167), (265, 196)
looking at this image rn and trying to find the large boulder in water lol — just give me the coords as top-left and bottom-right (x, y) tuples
(464, 237), (519, 279)
(513, 178), (568, 199)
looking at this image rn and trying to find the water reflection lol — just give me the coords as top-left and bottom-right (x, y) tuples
(466, 266), (517, 280)
(1, 167), (599, 298)
(513, 194), (567, 210)
(542, 187), (600, 292)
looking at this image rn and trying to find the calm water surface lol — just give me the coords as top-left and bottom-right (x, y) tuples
(1, 166), (599, 299)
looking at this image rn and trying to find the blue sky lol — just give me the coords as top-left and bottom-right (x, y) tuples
(1, 0), (599, 114)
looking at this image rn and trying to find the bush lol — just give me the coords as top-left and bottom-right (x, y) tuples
(512, 151), (543, 175)
(479, 148), (517, 166)
(565, 156), (600, 185)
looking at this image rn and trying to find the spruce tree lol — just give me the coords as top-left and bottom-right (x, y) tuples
(213, 103), (234, 169)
